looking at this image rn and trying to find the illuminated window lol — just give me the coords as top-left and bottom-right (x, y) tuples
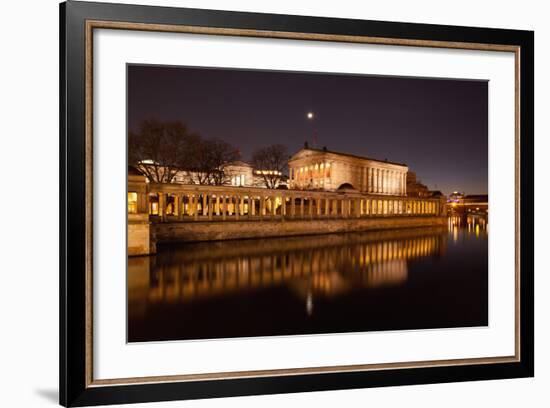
(128, 192), (138, 214)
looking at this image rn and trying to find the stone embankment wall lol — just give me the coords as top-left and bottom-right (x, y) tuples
(153, 216), (447, 244)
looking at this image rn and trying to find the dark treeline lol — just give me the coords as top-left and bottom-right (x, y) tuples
(129, 118), (288, 188)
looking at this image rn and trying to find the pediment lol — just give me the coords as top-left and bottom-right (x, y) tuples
(289, 148), (325, 161)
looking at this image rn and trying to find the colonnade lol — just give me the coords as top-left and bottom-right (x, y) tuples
(365, 168), (406, 195)
(144, 185), (442, 222)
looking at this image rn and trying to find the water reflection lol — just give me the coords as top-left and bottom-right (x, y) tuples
(130, 228), (446, 305)
(128, 225), (487, 342)
(449, 215), (488, 241)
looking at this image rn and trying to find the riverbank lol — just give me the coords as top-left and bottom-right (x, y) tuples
(152, 215), (447, 245)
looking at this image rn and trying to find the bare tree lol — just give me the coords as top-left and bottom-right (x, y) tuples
(187, 139), (241, 185)
(251, 144), (288, 189)
(128, 118), (200, 183)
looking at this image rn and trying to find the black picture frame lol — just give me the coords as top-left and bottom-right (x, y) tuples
(60, 1), (534, 406)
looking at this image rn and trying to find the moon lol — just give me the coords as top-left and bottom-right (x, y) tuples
(307, 112), (314, 119)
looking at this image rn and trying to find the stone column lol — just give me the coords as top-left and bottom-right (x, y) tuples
(316, 197), (321, 216)
(202, 194), (208, 216)
(367, 168), (372, 193)
(291, 196), (296, 218)
(193, 195), (199, 221)
(222, 195), (227, 220)
(397, 172), (401, 195)
(396, 173), (400, 195)
(176, 195), (184, 220)
(158, 193), (166, 222)
(175, 195), (181, 219)
(260, 196), (265, 220)
(215, 195), (220, 216)
(281, 195), (286, 218)
(208, 194), (213, 220)
(270, 196), (275, 219)
(308, 198), (313, 218)
(247, 196), (252, 218)
(398, 173), (402, 195)
(324, 198), (330, 216)
(371, 169), (376, 193)
(300, 197), (304, 218)
(397, 173), (401, 195)
(235, 195), (240, 220)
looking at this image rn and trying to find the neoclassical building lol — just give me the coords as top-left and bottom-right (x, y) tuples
(288, 147), (408, 196)
(140, 161), (287, 189)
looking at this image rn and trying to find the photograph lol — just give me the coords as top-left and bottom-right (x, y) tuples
(55, 1), (535, 405)
(126, 65), (489, 342)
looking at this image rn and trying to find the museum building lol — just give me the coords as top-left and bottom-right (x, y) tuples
(288, 147), (408, 196)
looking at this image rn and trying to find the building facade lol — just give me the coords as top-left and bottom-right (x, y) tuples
(141, 161), (287, 189)
(288, 147), (408, 196)
(406, 171), (431, 197)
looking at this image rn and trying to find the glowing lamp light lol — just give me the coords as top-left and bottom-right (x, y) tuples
(307, 112), (314, 119)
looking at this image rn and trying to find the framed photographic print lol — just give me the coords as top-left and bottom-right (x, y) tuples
(59, 0), (534, 406)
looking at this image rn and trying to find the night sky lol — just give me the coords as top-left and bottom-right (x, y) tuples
(128, 65), (488, 195)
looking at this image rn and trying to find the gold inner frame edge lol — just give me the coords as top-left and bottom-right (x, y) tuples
(84, 19), (521, 388)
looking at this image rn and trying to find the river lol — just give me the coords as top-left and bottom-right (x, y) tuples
(128, 220), (488, 342)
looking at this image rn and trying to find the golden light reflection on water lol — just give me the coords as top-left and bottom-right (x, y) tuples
(128, 228), (448, 319)
(449, 215), (488, 242)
